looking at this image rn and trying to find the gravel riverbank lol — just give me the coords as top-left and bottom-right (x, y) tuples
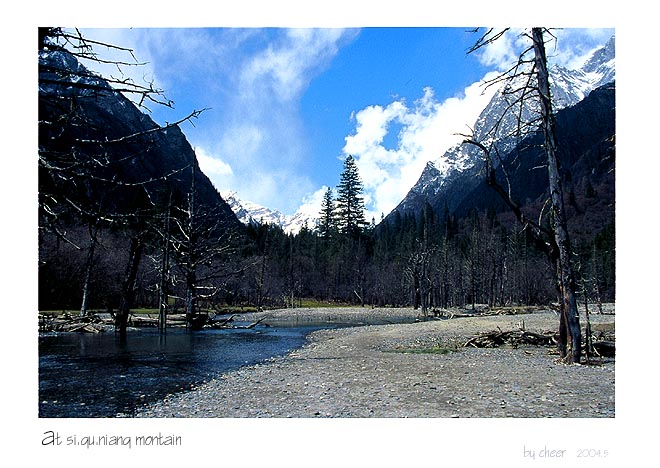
(133, 306), (615, 418)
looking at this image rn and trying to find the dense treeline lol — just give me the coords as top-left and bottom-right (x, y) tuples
(223, 201), (613, 313)
(39, 165), (614, 316)
(38, 204), (614, 314)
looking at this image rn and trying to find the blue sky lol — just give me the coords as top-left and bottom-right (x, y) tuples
(76, 26), (614, 220)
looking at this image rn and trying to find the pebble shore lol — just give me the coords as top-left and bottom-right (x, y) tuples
(133, 307), (615, 418)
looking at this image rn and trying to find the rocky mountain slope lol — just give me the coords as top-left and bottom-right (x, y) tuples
(38, 47), (240, 231)
(389, 36), (615, 222)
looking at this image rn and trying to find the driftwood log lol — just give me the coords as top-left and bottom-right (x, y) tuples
(206, 314), (237, 329)
(234, 317), (267, 329)
(592, 340), (616, 358)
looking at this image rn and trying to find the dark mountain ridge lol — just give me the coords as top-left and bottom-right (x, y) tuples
(381, 81), (615, 249)
(38, 48), (240, 231)
(387, 36), (615, 228)
(454, 83), (614, 217)
(38, 45), (242, 311)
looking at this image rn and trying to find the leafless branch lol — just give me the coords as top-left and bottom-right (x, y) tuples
(75, 108), (209, 145)
(461, 137), (555, 248)
(466, 28), (511, 54)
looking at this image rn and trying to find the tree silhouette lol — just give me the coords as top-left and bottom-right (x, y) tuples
(336, 155), (367, 238)
(318, 187), (337, 240)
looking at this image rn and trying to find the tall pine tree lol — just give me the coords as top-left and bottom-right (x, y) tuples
(318, 187), (337, 239)
(336, 155), (367, 237)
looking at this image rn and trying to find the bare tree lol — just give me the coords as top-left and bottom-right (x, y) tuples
(39, 27), (208, 329)
(38, 27), (174, 111)
(462, 28), (582, 363)
(156, 189), (174, 332)
(168, 164), (239, 328)
(115, 220), (148, 338)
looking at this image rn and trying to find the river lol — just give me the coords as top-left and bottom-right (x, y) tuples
(39, 322), (337, 418)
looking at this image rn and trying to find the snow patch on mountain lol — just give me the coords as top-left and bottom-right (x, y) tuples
(221, 191), (318, 234)
(395, 36), (615, 216)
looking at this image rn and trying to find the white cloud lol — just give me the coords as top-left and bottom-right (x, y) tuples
(342, 76), (498, 220)
(294, 186), (332, 218)
(219, 124), (265, 165)
(195, 146), (233, 177)
(550, 28), (615, 69)
(345, 101), (407, 155)
(473, 28), (528, 71)
(207, 28), (358, 214)
(240, 29), (357, 103)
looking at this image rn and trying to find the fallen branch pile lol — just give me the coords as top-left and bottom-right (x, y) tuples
(39, 312), (268, 333)
(39, 313), (109, 333)
(463, 328), (557, 349)
(432, 306), (545, 319)
(462, 327), (616, 359)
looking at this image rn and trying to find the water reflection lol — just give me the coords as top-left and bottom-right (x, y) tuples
(39, 324), (329, 418)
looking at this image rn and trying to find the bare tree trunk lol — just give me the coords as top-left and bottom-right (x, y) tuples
(116, 233), (145, 338)
(289, 235), (295, 308)
(583, 286), (594, 360)
(185, 164), (197, 327)
(256, 254), (267, 311)
(256, 227), (269, 311)
(592, 244), (604, 314)
(185, 269), (196, 326)
(158, 192), (172, 333)
(79, 224), (98, 317)
(532, 28), (582, 363)
(412, 271), (420, 310)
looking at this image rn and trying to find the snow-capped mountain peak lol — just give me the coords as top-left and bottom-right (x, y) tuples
(549, 37), (615, 110)
(221, 191), (318, 235)
(390, 35), (615, 220)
